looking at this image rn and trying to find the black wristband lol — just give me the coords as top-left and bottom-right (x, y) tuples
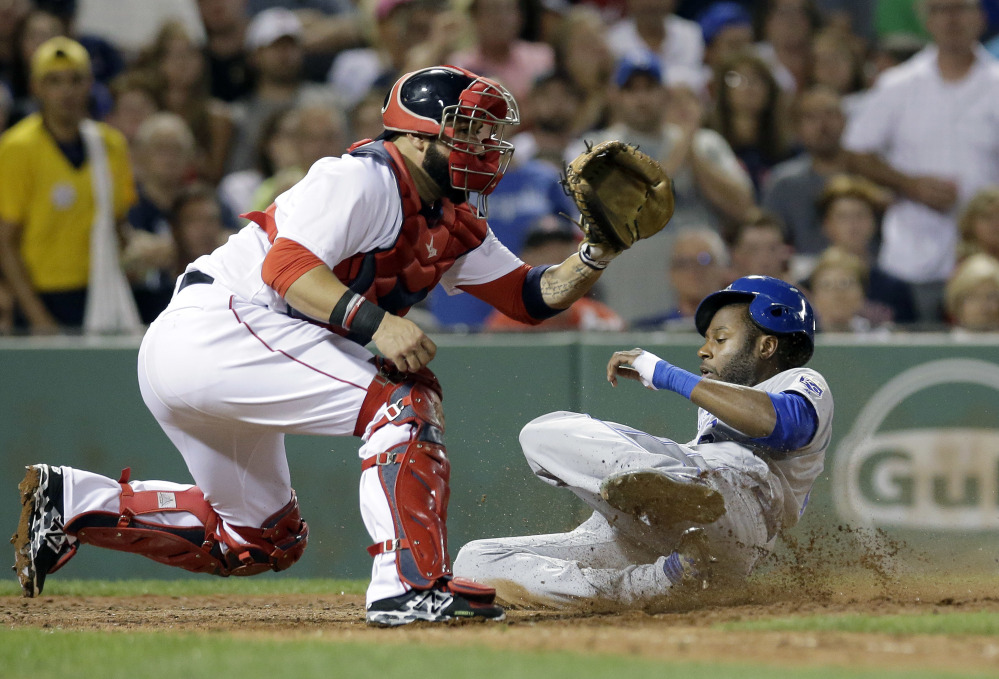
(328, 290), (357, 327)
(329, 291), (386, 337)
(350, 300), (387, 338)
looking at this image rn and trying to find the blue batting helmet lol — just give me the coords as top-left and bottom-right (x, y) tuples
(695, 275), (815, 356)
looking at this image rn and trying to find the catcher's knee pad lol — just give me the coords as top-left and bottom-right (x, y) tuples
(357, 365), (450, 589)
(354, 358), (444, 439)
(217, 493), (309, 576)
(65, 468), (226, 575)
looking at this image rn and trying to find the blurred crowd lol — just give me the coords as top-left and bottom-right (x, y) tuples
(2, 0), (999, 337)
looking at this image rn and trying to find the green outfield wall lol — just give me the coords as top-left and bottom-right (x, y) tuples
(2, 334), (998, 580)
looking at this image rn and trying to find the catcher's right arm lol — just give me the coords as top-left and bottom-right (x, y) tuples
(562, 140), (675, 269)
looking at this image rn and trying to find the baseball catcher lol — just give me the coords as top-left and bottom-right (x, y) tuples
(562, 140), (675, 271)
(11, 66), (676, 627)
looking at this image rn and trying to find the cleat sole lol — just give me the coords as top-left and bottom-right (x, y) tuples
(601, 470), (726, 528)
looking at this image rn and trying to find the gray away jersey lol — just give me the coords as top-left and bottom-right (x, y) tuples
(692, 368), (834, 526)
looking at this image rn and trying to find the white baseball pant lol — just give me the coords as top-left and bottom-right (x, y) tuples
(57, 282), (419, 603)
(453, 411), (784, 607)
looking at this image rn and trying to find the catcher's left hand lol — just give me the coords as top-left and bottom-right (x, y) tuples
(562, 140), (675, 269)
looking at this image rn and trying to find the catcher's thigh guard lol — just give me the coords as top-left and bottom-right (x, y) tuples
(65, 469), (308, 576)
(359, 368), (450, 589)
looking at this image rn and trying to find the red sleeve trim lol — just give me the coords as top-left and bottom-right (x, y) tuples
(261, 238), (327, 297)
(458, 264), (544, 326)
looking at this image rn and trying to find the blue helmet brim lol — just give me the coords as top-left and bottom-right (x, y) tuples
(694, 290), (755, 336)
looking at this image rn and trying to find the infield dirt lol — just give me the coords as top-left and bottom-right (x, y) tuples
(3, 567), (999, 675)
(4, 525), (999, 674)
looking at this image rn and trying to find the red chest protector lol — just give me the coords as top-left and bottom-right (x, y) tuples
(334, 140), (489, 316)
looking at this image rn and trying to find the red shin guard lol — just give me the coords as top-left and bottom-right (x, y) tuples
(67, 469), (308, 577)
(358, 363), (452, 589)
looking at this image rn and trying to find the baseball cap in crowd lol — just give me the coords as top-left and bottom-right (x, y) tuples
(245, 8), (304, 51)
(697, 2), (752, 46)
(614, 52), (663, 89)
(30, 36), (92, 81)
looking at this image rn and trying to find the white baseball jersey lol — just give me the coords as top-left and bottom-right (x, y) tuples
(692, 367), (834, 526)
(186, 153), (524, 315)
(53, 149), (537, 607)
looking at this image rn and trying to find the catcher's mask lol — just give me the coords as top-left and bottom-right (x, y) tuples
(694, 275), (815, 364)
(381, 65), (520, 216)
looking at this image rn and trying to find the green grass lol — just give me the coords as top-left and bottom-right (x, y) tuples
(0, 577), (367, 597)
(0, 630), (984, 679)
(720, 611), (999, 636)
(3, 580), (996, 679)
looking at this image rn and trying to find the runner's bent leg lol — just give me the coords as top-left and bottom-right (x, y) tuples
(454, 511), (673, 607)
(517, 412), (780, 584)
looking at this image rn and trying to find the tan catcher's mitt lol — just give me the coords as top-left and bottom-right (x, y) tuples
(562, 140), (675, 264)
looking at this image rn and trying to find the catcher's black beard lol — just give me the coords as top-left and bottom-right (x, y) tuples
(424, 142), (467, 204)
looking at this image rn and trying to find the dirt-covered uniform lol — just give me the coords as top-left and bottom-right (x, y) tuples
(455, 276), (833, 608)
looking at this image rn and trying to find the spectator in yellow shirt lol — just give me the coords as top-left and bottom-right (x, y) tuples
(0, 37), (137, 334)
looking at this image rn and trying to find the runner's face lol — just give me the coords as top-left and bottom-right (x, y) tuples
(697, 304), (762, 386)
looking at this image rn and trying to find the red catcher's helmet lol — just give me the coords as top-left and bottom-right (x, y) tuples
(382, 65), (520, 215)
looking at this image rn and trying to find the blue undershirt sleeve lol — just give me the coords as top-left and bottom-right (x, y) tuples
(521, 264), (561, 320)
(650, 359), (701, 398)
(751, 391), (818, 455)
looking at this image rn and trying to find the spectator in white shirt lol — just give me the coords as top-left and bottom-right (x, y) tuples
(842, 0), (999, 324)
